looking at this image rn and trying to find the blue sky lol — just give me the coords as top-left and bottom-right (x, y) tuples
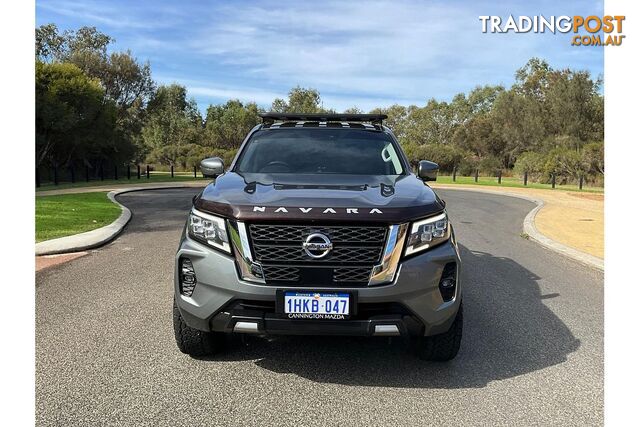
(36, 0), (604, 113)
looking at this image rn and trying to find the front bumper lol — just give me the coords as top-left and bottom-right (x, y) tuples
(175, 234), (461, 337)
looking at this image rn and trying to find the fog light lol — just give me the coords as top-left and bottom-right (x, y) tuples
(441, 278), (455, 289)
(180, 258), (197, 297)
(439, 262), (457, 302)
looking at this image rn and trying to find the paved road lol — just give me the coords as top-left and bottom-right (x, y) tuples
(36, 188), (603, 426)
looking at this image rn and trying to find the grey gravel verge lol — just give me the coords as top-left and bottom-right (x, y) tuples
(35, 185), (204, 256)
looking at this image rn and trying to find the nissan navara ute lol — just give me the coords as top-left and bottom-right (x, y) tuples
(173, 113), (462, 361)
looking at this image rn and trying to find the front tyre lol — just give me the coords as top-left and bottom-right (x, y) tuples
(417, 303), (463, 361)
(173, 298), (224, 357)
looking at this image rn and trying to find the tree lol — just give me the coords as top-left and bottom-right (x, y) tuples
(141, 84), (203, 167)
(66, 26), (112, 57)
(582, 141), (604, 176)
(35, 23), (66, 62)
(514, 152), (545, 176)
(36, 24), (156, 170)
(490, 90), (546, 167)
(204, 100), (260, 149)
(466, 85), (504, 115)
(271, 86), (328, 113)
(403, 143), (467, 172)
(403, 100), (457, 145)
(514, 57), (551, 101)
(371, 104), (409, 141)
(37, 25), (155, 109)
(33, 31), (606, 187)
(100, 51), (155, 110)
(147, 85), (199, 120)
(453, 114), (504, 159)
(36, 25), (113, 72)
(513, 57), (603, 144)
(141, 109), (201, 167)
(36, 61), (117, 167)
(543, 147), (587, 182)
(544, 69), (603, 143)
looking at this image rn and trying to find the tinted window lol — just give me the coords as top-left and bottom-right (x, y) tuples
(235, 128), (404, 175)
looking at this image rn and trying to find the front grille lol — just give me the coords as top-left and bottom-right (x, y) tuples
(254, 245), (382, 263)
(250, 225), (386, 244)
(248, 224), (388, 286)
(333, 267), (374, 282)
(262, 265), (300, 282)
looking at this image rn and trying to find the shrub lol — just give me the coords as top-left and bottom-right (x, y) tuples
(582, 141), (604, 176)
(477, 156), (502, 175)
(207, 148), (238, 168)
(514, 152), (545, 177)
(402, 143), (467, 173)
(457, 157), (480, 176)
(542, 147), (586, 183)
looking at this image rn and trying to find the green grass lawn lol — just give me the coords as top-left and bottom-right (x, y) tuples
(35, 192), (122, 242)
(36, 172), (208, 192)
(434, 175), (604, 193)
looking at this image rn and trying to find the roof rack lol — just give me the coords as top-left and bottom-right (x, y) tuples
(259, 112), (387, 125)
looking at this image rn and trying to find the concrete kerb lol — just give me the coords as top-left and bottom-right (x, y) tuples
(35, 185), (205, 256)
(432, 185), (604, 271)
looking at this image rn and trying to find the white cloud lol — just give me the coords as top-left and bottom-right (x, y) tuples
(38, 0), (603, 112)
(187, 0), (539, 103)
(37, 0), (179, 30)
(188, 85), (284, 106)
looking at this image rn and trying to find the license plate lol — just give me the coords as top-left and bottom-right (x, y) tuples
(283, 292), (350, 320)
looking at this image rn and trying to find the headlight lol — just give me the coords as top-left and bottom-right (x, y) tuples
(188, 209), (231, 253)
(405, 211), (450, 256)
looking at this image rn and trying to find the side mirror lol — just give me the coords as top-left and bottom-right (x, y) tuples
(200, 157), (224, 178)
(418, 160), (438, 181)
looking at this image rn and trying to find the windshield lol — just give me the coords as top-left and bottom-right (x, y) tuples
(235, 128), (404, 175)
